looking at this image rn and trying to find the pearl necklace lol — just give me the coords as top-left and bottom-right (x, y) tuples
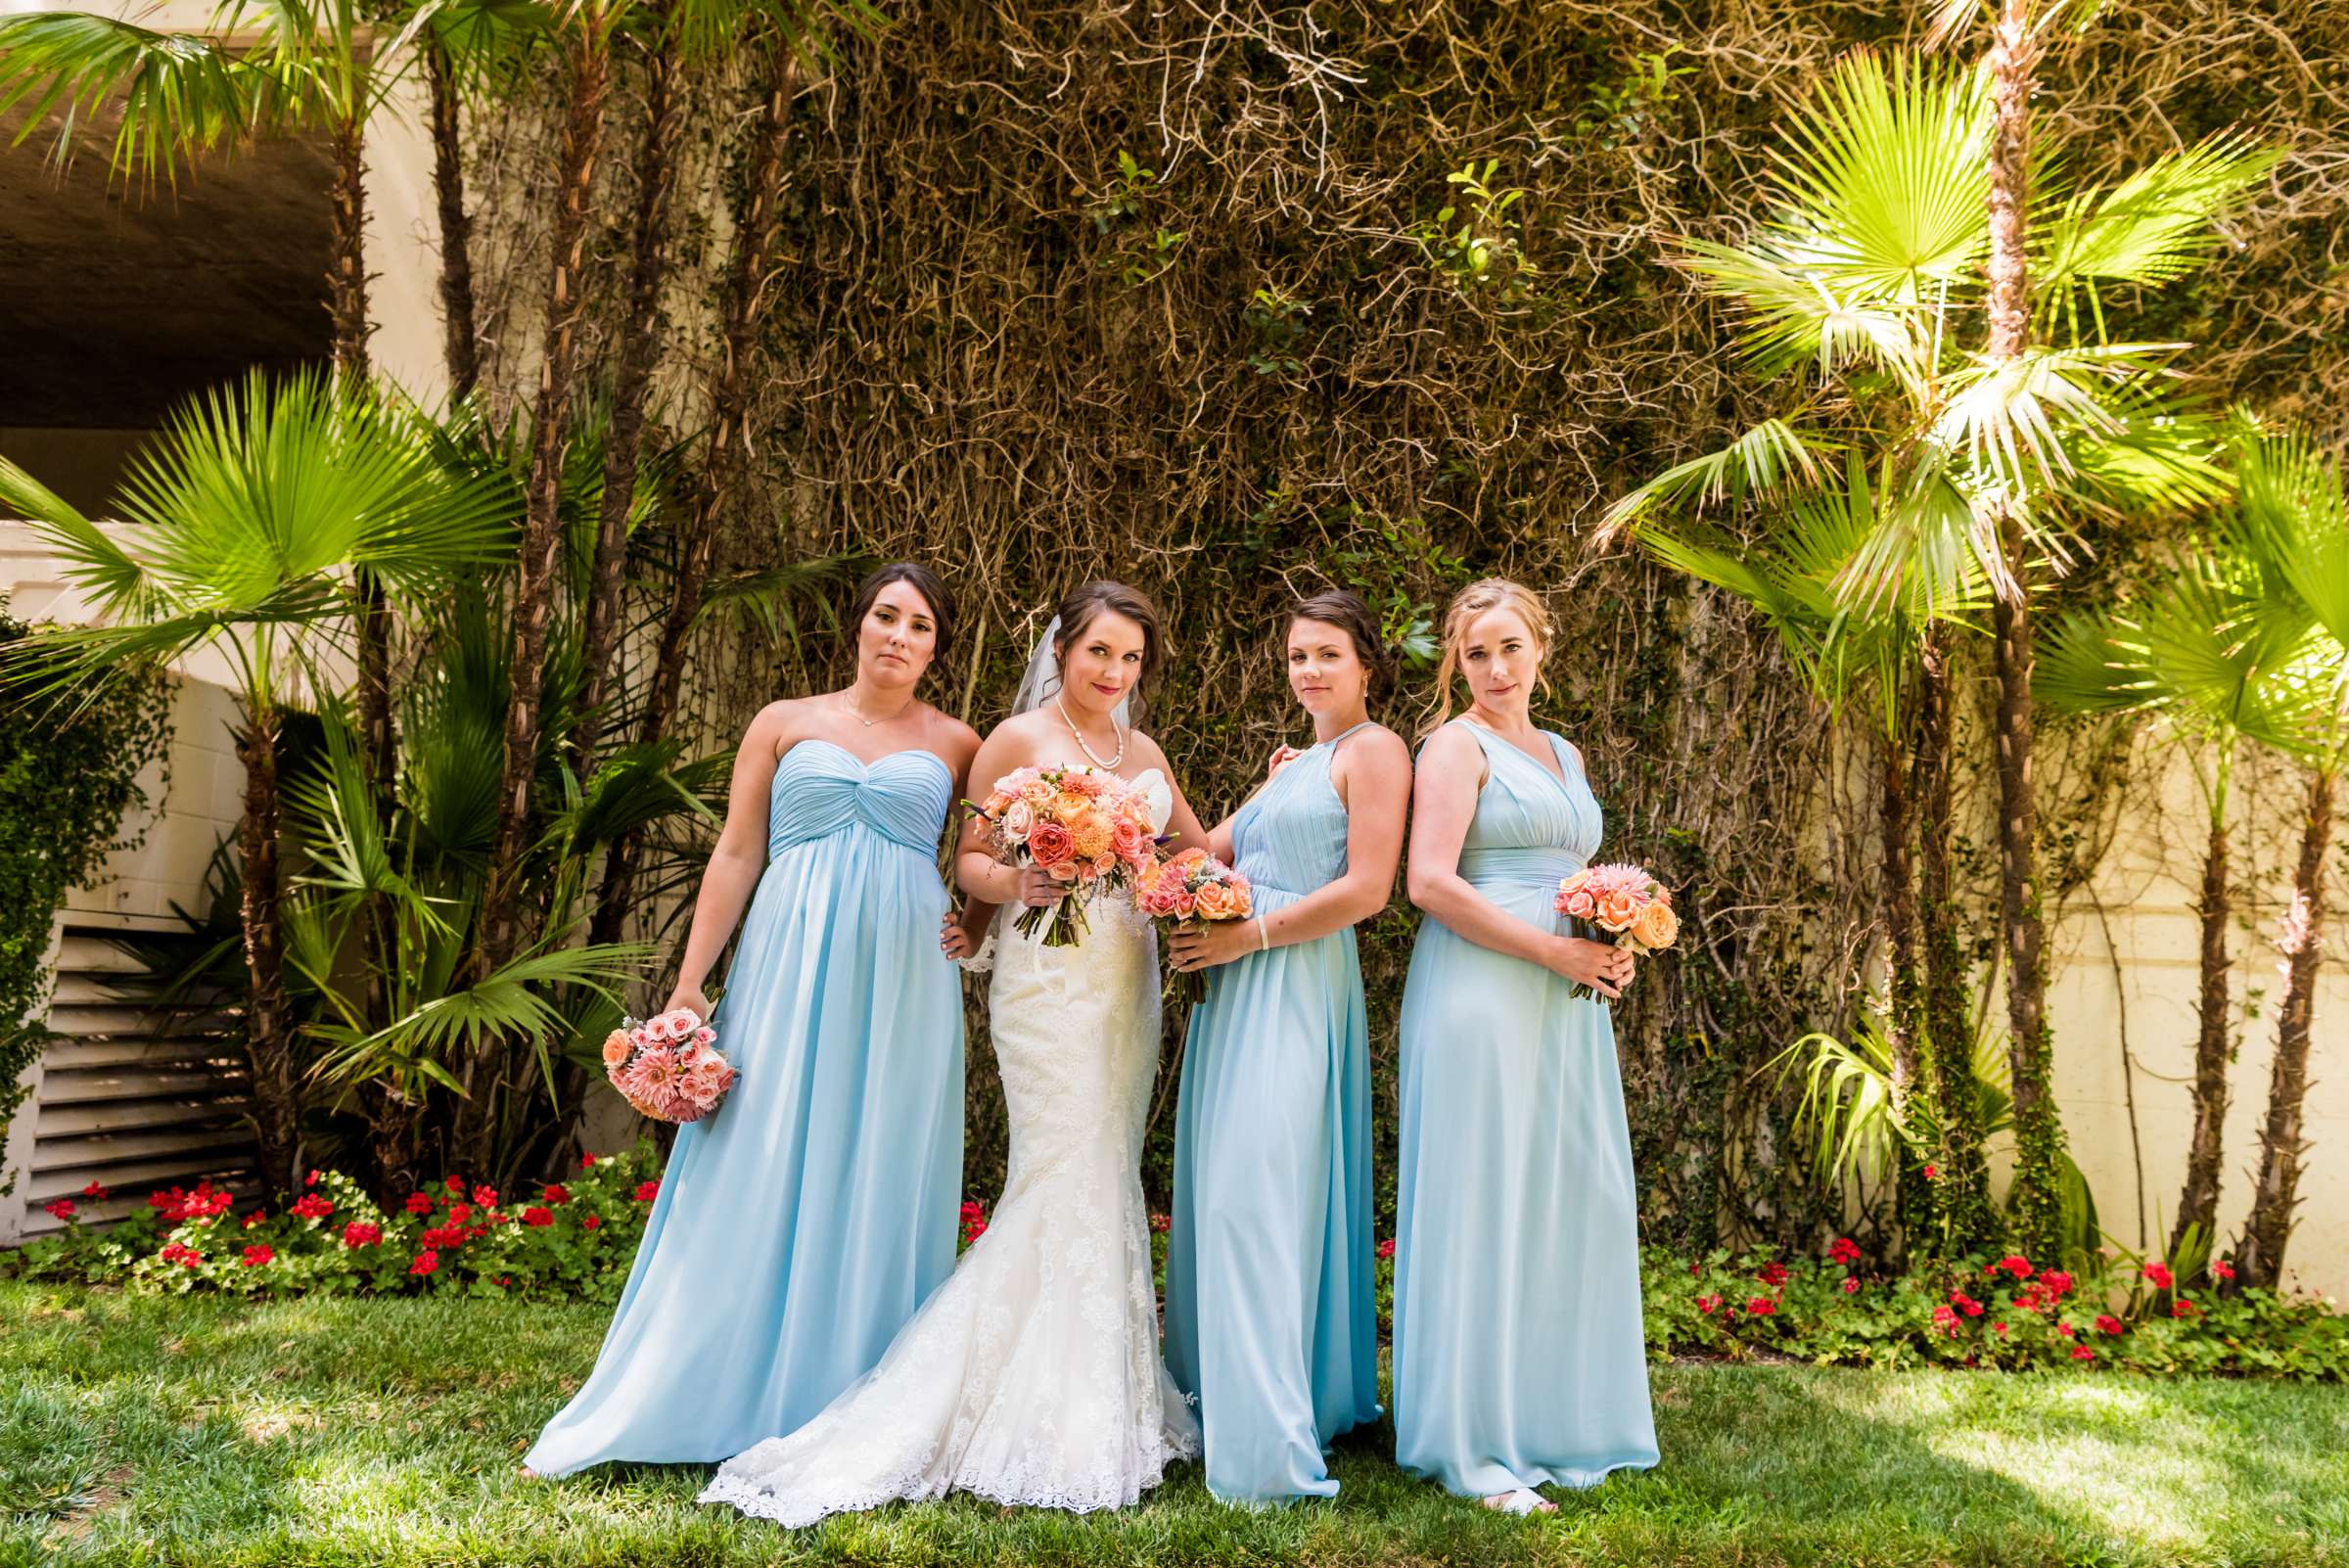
(1054, 694), (1126, 769)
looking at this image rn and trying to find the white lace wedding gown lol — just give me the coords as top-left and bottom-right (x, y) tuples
(701, 769), (1200, 1526)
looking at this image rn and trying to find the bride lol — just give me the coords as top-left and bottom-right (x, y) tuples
(701, 580), (1210, 1526)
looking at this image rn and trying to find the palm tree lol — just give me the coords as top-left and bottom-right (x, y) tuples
(2232, 428), (2349, 1288)
(2039, 508), (2315, 1263)
(1635, 456), (1987, 1247)
(1606, 44), (2274, 1261)
(0, 370), (513, 1192)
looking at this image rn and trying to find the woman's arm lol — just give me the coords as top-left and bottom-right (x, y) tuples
(665, 704), (793, 1017)
(936, 715), (996, 958)
(954, 717), (1059, 909)
(1168, 728), (1411, 971)
(1404, 724), (1623, 997)
(1131, 731), (1212, 857)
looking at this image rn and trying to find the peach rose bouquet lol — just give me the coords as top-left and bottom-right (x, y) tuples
(1136, 847), (1254, 999)
(968, 764), (1158, 946)
(1553, 862), (1678, 1001)
(601, 1006), (737, 1123)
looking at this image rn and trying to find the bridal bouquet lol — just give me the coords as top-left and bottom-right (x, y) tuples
(1554, 862), (1679, 1001)
(1136, 847), (1254, 999)
(601, 1007), (737, 1123)
(969, 764), (1158, 946)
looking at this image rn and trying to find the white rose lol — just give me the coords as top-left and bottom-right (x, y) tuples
(999, 799), (1036, 844)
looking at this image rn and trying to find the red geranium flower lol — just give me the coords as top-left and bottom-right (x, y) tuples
(343, 1222), (381, 1249)
(1758, 1261), (1789, 1287)
(2096, 1314), (2124, 1335)
(541, 1184), (570, 1206)
(1932, 1305), (1960, 1336)
(1949, 1290), (1984, 1317)
(291, 1194), (333, 1221)
(523, 1206), (555, 1227)
(1697, 1294), (1722, 1314)
(1149, 1213), (1172, 1233)
(473, 1185), (499, 1207)
(579, 1152), (598, 1171)
(2210, 1260), (2236, 1282)
(404, 1192), (436, 1216)
(1922, 1164), (1940, 1180)
(419, 1223), (465, 1250)
(159, 1242), (203, 1268)
(305, 1170), (320, 1186)
(2040, 1270), (2074, 1297)
(241, 1243), (273, 1268)
(1375, 1237), (1397, 1261)
(634, 1180), (660, 1203)
(242, 1210), (266, 1228)
(2070, 1345), (2096, 1361)
(1991, 1255), (2035, 1279)
(1745, 1297), (1777, 1316)
(445, 1176), (467, 1194)
(2172, 1298), (2200, 1318)
(2057, 1322), (2076, 1338)
(1829, 1237), (1862, 1267)
(2142, 1262), (2175, 1291)
(1841, 1276), (1860, 1295)
(81, 1179), (109, 1201)
(582, 1215), (601, 1231)
(448, 1203), (473, 1226)
(1992, 1321), (2008, 1335)
(409, 1250), (440, 1276)
(43, 1198), (73, 1222)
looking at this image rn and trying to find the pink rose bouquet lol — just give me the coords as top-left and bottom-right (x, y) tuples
(1554, 861), (1678, 1001)
(1136, 847), (1254, 999)
(601, 1007), (738, 1123)
(968, 764), (1158, 946)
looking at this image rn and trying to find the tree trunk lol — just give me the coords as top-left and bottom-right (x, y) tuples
(427, 35), (482, 403)
(2171, 771), (2234, 1259)
(1984, 0), (2067, 1265)
(234, 714), (299, 1196)
(1879, 712), (1933, 1245)
(476, 19), (613, 979)
(1916, 624), (1998, 1252)
(593, 41), (801, 950)
(572, 10), (687, 774)
(636, 41), (801, 753)
(2235, 766), (2334, 1289)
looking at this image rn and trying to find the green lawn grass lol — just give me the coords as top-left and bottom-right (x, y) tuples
(4, 1280), (2344, 1568)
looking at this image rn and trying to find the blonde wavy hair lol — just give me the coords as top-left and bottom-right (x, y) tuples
(1420, 576), (1553, 736)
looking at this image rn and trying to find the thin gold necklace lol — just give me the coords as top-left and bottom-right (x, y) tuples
(840, 690), (912, 727)
(1054, 694), (1126, 769)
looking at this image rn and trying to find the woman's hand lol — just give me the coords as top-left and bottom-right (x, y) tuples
(1015, 866), (1063, 908)
(940, 909), (976, 959)
(1266, 743), (1302, 780)
(664, 982), (714, 1022)
(1548, 937), (1632, 999)
(1168, 918), (1260, 973)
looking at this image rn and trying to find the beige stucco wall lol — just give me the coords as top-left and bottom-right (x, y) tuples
(2047, 746), (2345, 1299)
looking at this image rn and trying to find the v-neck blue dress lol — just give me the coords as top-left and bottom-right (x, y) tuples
(1165, 723), (1383, 1503)
(526, 738), (966, 1475)
(1392, 719), (1658, 1497)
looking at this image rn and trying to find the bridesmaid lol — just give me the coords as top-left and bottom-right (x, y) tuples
(525, 562), (989, 1476)
(1393, 576), (1658, 1513)
(1164, 590), (1409, 1504)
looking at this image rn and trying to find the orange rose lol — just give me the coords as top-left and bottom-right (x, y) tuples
(1019, 778), (1057, 808)
(1631, 899), (1679, 950)
(1026, 821), (1077, 869)
(1194, 880), (1250, 921)
(601, 1029), (633, 1070)
(1594, 890), (1640, 931)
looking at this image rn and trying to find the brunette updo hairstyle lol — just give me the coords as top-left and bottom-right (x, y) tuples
(1290, 588), (1396, 703)
(1051, 579), (1166, 718)
(848, 561), (956, 669)
(1423, 576), (1552, 734)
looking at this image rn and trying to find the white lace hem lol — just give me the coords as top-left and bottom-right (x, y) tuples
(698, 1427), (1199, 1528)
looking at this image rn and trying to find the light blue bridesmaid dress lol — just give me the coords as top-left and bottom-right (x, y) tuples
(1165, 722), (1383, 1503)
(525, 739), (965, 1476)
(1392, 719), (1658, 1497)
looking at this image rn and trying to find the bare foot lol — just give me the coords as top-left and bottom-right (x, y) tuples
(1482, 1487), (1556, 1516)
(519, 1464), (540, 1479)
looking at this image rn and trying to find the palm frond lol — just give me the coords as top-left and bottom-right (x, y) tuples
(2035, 133), (2280, 341)
(308, 941), (651, 1088)
(1933, 341), (2185, 494)
(2236, 425), (2349, 650)
(1599, 419), (1836, 537)
(0, 11), (258, 186)
(695, 554), (858, 651)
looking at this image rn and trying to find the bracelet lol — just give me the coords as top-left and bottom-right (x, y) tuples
(1254, 914), (1269, 952)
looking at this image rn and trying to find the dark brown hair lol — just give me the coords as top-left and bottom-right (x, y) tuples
(1051, 579), (1165, 716)
(849, 561), (956, 668)
(1290, 588), (1395, 702)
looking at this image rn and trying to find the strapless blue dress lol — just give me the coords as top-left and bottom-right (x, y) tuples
(525, 738), (966, 1475)
(1165, 723), (1382, 1502)
(1392, 720), (1658, 1497)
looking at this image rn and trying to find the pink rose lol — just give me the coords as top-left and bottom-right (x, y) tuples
(1563, 888), (1596, 919)
(998, 799), (1036, 844)
(1026, 821), (1077, 869)
(601, 1029), (632, 1069)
